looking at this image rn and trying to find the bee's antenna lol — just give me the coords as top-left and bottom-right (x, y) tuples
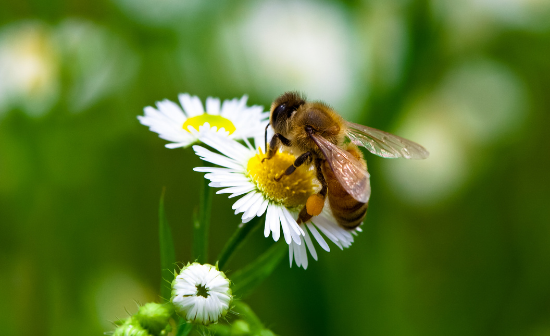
(264, 123), (270, 152)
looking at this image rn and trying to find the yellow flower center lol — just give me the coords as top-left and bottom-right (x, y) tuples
(182, 114), (236, 134)
(246, 149), (317, 209)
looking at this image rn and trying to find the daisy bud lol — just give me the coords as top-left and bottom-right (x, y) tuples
(171, 263), (232, 326)
(134, 303), (173, 336)
(113, 317), (150, 336)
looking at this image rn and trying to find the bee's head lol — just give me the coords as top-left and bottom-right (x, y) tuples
(270, 91), (306, 135)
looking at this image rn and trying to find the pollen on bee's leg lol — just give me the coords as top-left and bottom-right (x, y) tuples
(306, 194), (325, 216)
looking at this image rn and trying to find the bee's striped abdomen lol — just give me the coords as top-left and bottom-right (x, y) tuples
(322, 145), (368, 230)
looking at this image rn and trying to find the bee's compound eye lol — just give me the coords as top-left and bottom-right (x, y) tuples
(272, 103), (286, 124)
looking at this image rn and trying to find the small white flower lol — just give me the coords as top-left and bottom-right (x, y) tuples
(171, 263), (232, 326)
(138, 93), (269, 148)
(193, 132), (363, 268)
(289, 206), (362, 269)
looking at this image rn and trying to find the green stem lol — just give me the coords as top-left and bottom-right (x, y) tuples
(193, 172), (213, 264)
(158, 188), (176, 301)
(217, 216), (263, 270)
(176, 318), (193, 336)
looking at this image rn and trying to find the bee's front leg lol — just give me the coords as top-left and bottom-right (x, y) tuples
(262, 133), (291, 162)
(298, 159), (328, 224)
(274, 151), (311, 182)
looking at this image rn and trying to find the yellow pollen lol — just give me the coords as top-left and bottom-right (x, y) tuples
(182, 114), (236, 134)
(246, 149), (317, 209)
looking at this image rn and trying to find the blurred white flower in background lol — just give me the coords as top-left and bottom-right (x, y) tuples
(384, 58), (527, 205)
(0, 22), (59, 117)
(221, 0), (365, 118)
(359, 1), (408, 91)
(383, 109), (470, 205)
(433, 0), (550, 48)
(438, 59), (527, 144)
(0, 19), (138, 118)
(55, 19), (139, 113)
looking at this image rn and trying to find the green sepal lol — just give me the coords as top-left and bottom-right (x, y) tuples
(134, 302), (173, 336)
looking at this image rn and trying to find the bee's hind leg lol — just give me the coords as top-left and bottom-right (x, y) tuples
(274, 151), (311, 181)
(298, 159), (328, 224)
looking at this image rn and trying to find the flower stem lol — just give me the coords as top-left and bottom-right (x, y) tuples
(193, 170), (213, 264)
(158, 188), (176, 301)
(217, 216), (263, 270)
(176, 318), (193, 336)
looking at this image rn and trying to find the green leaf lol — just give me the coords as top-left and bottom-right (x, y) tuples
(230, 242), (287, 298)
(159, 188), (176, 301)
(217, 216), (263, 270)
(193, 172), (213, 264)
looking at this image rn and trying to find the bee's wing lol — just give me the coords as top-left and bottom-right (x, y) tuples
(345, 121), (429, 159)
(310, 133), (371, 203)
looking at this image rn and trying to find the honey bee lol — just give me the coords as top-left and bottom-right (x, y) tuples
(263, 91), (429, 230)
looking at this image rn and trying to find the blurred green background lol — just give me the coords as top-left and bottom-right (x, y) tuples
(1, 0), (550, 335)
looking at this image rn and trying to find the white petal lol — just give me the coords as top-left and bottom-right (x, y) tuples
(231, 191), (257, 212)
(277, 206), (292, 245)
(179, 93), (205, 117)
(206, 97), (221, 115)
(193, 146), (243, 170)
(236, 192), (263, 216)
(165, 142), (189, 149)
(288, 243), (294, 267)
(307, 223), (330, 252)
(200, 132), (252, 163)
(295, 240), (304, 267)
(194, 167), (240, 174)
(264, 205), (273, 238)
(256, 198), (269, 217)
(303, 226), (318, 261)
(156, 99), (186, 124)
(268, 205), (280, 242)
(298, 236), (308, 269)
(215, 185), (255, 198)
(282, 208), (305, 237)
(312, 220), (342, 249)
(242, 194), (265, 220)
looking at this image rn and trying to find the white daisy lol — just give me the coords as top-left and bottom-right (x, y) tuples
(138, 93), (269, 148)
(289, 206), (362, 270)
(193, 131), (315, 246)
(171, 263), (232, 326)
